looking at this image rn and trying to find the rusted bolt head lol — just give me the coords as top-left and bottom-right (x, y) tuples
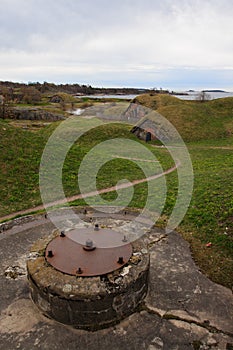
(60, 231), (66, 237)
(47, 250), (54, 258)
(117, 257), (124, 264)
(86, 239), (93, 248)
(83, 239), (96, 251)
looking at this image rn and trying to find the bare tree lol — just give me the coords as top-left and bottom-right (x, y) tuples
(196, 91), (211, 102)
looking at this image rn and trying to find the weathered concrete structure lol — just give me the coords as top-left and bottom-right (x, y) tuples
(0, 207), (232, 349)
(27, 224), (149, 330)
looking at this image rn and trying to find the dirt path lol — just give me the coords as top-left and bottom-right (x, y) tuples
(201, 146), (233, 150)
(152, 144), (233, 150)
(0, 162), (179, 223)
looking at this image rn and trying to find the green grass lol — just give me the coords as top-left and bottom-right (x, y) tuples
(178, 146), (233, 287)
(0, 104), (233, 289)
(0, 119), (58, 213)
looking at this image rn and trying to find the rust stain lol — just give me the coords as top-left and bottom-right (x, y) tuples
(46, 228), (132, 276)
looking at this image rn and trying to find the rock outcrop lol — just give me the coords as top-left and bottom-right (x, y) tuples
(10, 107), (65, 121)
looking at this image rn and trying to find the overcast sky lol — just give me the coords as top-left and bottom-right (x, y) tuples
(0, 0), (233, 90)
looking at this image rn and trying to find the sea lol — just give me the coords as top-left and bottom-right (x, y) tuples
(76, 91), (233, 101)
(173, 91), (233, 100)
(76, 94), (138, 100)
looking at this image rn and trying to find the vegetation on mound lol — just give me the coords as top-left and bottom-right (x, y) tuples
(135, 94), (233, 141)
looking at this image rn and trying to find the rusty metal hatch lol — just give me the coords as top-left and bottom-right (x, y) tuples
(45, 227), (133, 277)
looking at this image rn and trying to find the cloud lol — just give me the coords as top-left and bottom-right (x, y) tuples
(0, 0), (233, 88)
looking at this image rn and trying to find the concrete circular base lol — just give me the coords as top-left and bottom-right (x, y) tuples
(27, 214), (150, 331)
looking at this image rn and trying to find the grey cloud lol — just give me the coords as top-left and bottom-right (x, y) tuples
(0, 0), (177, 51)
(0, 0), (233, 88)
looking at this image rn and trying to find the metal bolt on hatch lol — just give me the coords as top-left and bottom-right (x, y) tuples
(47, 250), (54, 258)
(60, 231), (66, 237)
(83, 239), (96, 251)
(117, 257), (124, 264)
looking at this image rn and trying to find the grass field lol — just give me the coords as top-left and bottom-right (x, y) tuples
(0, 95), (233, 289)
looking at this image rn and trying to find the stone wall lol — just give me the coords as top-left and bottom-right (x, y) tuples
(10, 108), (65, 121)
(0, 215), (37, 232)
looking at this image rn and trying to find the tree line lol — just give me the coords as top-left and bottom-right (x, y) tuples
(0, 81), (151, 98)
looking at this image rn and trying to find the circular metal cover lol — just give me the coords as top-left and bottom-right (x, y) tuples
(66, 228), (128, 248)
(45, 228), (133, 276)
